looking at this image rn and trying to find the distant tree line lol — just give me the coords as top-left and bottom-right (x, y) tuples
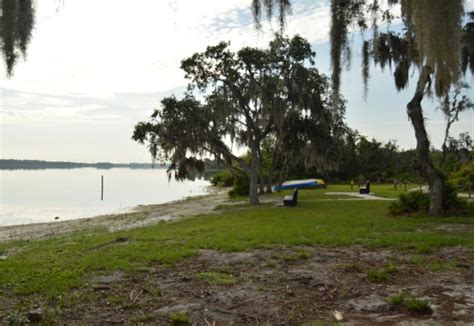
(287, 131), (472, 185)
(0, 159), (163, 170)
(211, 130), (472, 195)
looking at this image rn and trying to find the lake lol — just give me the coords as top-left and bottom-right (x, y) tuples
(0, 168), (210, 226)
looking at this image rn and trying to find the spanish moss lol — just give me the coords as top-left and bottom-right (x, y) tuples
(0, 0), (35, 76)
(362, 40), (370, 99)
(461, 12), (474, 75)
(404, 0), (464, 97)
(251, 0), (291, 31)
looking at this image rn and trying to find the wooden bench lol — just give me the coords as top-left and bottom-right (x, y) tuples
(359, 181), (370, 194)
(283, 189), (298, 207)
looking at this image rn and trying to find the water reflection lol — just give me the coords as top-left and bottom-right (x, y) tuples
(0, 168), (210, 226)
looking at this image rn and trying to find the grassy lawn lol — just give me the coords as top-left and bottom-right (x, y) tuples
(275, 183), (419, 200)
(0, 188), (473, 301)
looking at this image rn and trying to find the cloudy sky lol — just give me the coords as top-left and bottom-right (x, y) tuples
(1, 0), (473, 163)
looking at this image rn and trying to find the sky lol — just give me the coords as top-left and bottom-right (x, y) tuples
(1, 0), (473, 163)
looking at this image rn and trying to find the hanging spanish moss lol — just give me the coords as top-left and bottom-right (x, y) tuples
(362, 40), (370, 99)
(367, 0), (467, 97)
(329, 0), (371, 109)
(329, 0), (348, 109)
(404, 0), (463, 97)
(370, 31), (416, 91)
(461, 12), (474, 75)
(251, 0), (291, 31)
(394, 59), (409, 91)
(0, 0), (35, 76)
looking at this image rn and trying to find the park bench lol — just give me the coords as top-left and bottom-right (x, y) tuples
(359, 181), (370, 194)
(283, 189), (298, 207)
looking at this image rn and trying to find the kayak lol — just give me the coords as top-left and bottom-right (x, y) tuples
(273, 178), (326, 191)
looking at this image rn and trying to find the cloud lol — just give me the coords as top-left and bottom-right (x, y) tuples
(1, 86), (185, 125)
(2, 0), (338, 96)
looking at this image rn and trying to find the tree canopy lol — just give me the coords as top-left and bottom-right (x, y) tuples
(134, 35), (344, 204)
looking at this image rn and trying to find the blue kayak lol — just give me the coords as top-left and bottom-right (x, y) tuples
(273, 178), (326, 191)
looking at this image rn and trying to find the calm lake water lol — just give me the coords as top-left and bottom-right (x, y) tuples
(0, 168), (210, 226)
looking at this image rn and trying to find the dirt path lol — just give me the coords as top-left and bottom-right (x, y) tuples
(0, 187), (232, 243)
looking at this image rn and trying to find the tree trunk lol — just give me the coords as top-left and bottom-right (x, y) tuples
(259, 175), (265, 194)
(275, 158), (287, 192)
(257, 146), (265, 194)
(266, 175), (273, 193)
(407, 66), (446, 215)
(249, 142), (260, 205)
(266, 146), (279, 193)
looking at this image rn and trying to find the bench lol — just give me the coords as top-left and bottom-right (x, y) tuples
(359, 181), (370, 194)
(283, 189), (298, 207)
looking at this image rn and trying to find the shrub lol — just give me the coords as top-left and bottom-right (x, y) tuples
(228, 174), (250, 197)
(442, 182), (468, 214)
(388, 191), (430, 215)
(388, 184), (468, 215)
(449, 162), (474, 192)
(210, 169), (235, 187)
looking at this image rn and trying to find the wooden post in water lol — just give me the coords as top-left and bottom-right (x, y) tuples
(101, 175), (104, 201)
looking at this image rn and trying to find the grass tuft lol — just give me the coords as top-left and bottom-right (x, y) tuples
(366, 269), (389, 283)
(169, 312), (190, 325)
(410, 255), (460, 272)
(404, 297), (432, 313)
(366, 263), (398, 283)
(284, 248), (311, 261)
(266, 259), (278, 268)
(388, 291), (432, 314)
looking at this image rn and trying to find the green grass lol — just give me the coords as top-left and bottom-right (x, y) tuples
(388, 292), (432, 313)
(266, 259), (278, 268)
(275, 183), (419, 200)
(367, 262), (398, 283)
(196, 272), (239, 285)
(169, 312), (190, 325)
(130, 313), (158, 324)
(409, 255), (461, 272)
(283, 248), (311, 261)
(0, 242), (7, 256)
(0, 189), (473, 299)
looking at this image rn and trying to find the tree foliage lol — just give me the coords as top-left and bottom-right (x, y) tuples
(134, 35), (343, 204)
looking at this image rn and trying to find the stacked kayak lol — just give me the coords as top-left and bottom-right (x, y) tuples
(273, 178), (326, 191)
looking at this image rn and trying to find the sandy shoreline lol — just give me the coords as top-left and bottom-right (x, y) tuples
(0, 187), (230, 243)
